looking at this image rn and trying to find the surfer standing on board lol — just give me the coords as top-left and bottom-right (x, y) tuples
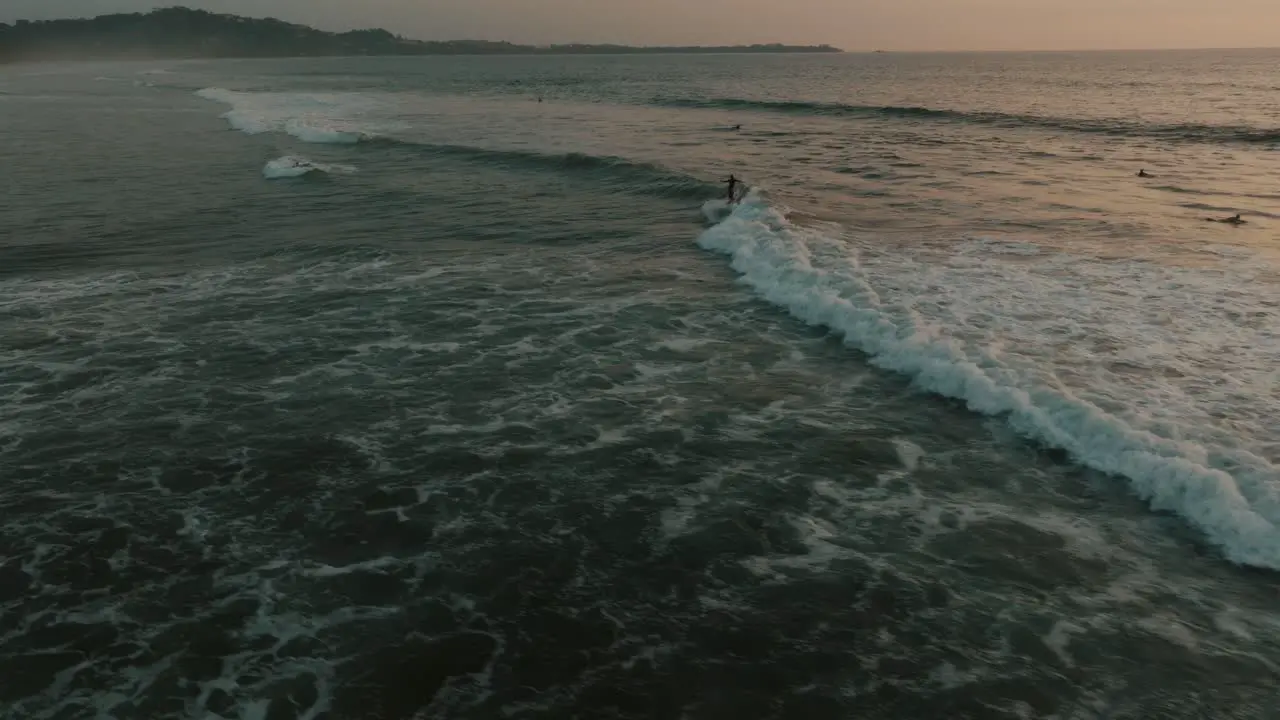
(724, 174), (742, 203)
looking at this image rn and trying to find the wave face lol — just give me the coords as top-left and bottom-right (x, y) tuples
(698, 192), (1280, 570)
(658, 97), (1280, 145)
(368, 139), (721, 200)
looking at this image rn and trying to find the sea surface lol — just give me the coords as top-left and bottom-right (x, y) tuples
(2, 50), (1280, 719)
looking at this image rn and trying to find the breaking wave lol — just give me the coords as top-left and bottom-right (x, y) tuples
(698, 192), (1280, 570)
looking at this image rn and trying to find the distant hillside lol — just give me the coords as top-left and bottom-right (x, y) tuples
(0, 7), (842, 63)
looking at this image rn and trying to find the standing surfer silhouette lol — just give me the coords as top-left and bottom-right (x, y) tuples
(724, 174), (741, 203)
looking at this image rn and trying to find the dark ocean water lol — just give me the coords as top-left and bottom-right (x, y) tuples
(2, 51), (1280, 719)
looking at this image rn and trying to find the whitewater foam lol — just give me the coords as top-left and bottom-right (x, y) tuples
(262, 156), (355, 179)
(283, 120), (364, 145)
(698, 192), (1280, 569)
(196, 88), (372, 144)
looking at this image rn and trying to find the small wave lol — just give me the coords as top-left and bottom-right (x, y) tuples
(365, 138), (721, 201)
(282, 120), (365, 144)
(697, 193), (1280, 570)
(960, 237), (1043, 256)
(1156, 186), (1280, 203)
(1177, 203), (1279, 219)
(262, 156), (355, 179)
(1179, 202), (1239, 213)
(658, 96), (1280, 146)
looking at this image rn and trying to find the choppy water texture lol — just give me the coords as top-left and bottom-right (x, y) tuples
(3, 51), (1280, 719)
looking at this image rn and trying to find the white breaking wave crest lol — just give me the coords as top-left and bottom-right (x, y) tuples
(196, 87), (373, 144)
(699, 192), (1280, 570)
(262, 156), (356, 179)
(701, 198), (735, 223)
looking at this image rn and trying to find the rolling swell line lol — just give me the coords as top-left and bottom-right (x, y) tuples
(361, 137), (722, 200)
(655, 96), (1280, 146)
(194, 87), (719, 200)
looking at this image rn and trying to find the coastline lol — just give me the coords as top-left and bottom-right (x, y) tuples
(0, 8), (841, 65)
(0, 48), (845, 65)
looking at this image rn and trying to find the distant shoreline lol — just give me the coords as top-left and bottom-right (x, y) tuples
(0, 52), (845, 65)
(0, 7), (842, 64)
(0, 50), (846, 64)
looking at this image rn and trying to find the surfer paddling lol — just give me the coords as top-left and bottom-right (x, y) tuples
(1204, 213), (1246, 225)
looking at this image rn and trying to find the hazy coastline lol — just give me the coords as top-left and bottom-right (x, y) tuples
(0, 7), (841, 64)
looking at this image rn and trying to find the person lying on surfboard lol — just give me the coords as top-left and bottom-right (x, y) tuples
(1206, 213), (1246, 225)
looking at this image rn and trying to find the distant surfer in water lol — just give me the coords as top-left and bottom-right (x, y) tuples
(724, 174), (742, 203)
(1207, 213), (1246, 225)
(1137, 169), (1150, 178)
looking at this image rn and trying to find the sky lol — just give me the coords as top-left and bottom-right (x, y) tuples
(3, 0), (1279, 51)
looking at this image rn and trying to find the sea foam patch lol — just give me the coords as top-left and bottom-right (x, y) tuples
(196, 87), (375, 144)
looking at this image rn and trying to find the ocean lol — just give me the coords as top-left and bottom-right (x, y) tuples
(2, 50), (1279, 719)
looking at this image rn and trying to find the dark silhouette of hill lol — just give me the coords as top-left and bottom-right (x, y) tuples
(0, 7), (842, 63)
